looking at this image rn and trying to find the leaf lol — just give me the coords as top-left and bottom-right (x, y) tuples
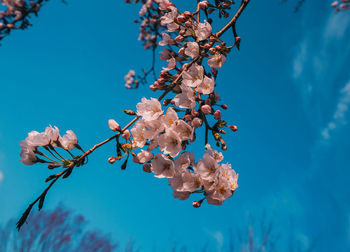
(121, 155), (129, 170)
(38, 193), (47, 211)
(16, 204), (33, 231)
(62, 168), (73, 179)
(45, 174), (56, 183)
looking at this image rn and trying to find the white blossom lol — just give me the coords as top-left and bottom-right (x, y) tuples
(19, 141), (37, 165)
(173, 84), (196, 109)
(184, 42), (199, 58)
(143, 119), (164, 140)
(158, 129), (182, 157)
(136, 97), (163, 121)
(159, 33), (174, 46)
(173, 190), (190, 200)
(155, 0), (171, 10)
(133, 150), (154, 164)
(160, 6), (179, 32)
(163, 57), (176, 71)
(159, 48), (172, 60)
(172, 119), (193, 141)
(194, 153), (219, 180)
(182, 63), (204, 88)
(207, 53), (226, 68)
(174, 151), (194, 172)
(131, 120), (147, 148)
(44, 125), (60, 146)
(195, 21), (212, 41)
(162, 107), (178, 128)
(60, 130), (78, 150)
(151, 153), (175, 178)
(205, 144), (224, 162)
(25, 131), (50, 147)
(196, 76), (215, 94)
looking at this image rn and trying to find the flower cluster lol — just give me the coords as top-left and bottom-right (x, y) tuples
(331, 0), (350, 11)
(17, 0), (249, 231)
(118, 0), (243, 206)
(19, 125), (84, 170)
(0, 0), (49, 41)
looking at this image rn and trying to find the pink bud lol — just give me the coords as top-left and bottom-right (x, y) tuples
(199, 1), (209, 10)
(331, 1), (338, 7)
(215, 45), (222, 51)
(192, 201), (202, 208)
(229, 125), (238, 132)
(221, 104), (228, 110)
(108, 119), (121, 131)
(214, 110), (222, 120)
(177, 15), (186, 23)
(178, 47), (185, 55)
(143, 164), (152, 173)
(122, 130), (131, 139)
(183, 11), (191, 17)
(175, 35), (184, 43)
(208, 48), (216, 54)
(205, 98), (211, 105)
(108, 157), (116, 164)
(191, 117), (203, 128)
(201, 105), (212, 114)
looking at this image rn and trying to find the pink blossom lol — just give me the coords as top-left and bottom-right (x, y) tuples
(201, 104), (212, 114)
(195, 21), (212, 41)
(151, 153), (175, 178)
(184, 42), (199, 58)
(207, 53), (226, 68)
(136, 97), (163, 121)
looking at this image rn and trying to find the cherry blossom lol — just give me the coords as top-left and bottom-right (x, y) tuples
(136, 97), (163, 121)
(207, 53), (226, 68)
(184, 42), (199, 58)
(151, 153), (175, 178)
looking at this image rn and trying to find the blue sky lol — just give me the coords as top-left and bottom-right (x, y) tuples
(0, 0), (350, 251)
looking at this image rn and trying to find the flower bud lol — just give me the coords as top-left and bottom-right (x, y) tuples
(331, 1), (338, 7)
(177, 15), (186, 23)
(205, 98), (211, 105)
(192, 201), (202, 208)
(221, 104), (228, 110)
(214, 110), (222, 120)
(122, 130), (131, 139)
(191, 117), (203, 128)
(199, 1), (209, 10)
(208, 48), (216, 54)
(229, 125), (238, 132)
(178, 47), (185, 55)
(183, 11), (191, 17)
(215, 45), (222, 51)
(175, 35), (184, 43)
(108, 156), (117, 164)
(201, 105), (212, 114)
(108, 119), (121, 131)
(143, 163), (152, 173)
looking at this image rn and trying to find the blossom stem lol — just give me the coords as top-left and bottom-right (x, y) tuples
(50, 145), (65, 160)
(35, 150), (57, 163)
(44, 146), (63, 162)
(215, 0), (250, 38)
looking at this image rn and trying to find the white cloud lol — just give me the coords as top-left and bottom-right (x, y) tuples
(204, 229), (224, 252)
(0, 171), (3, 183)
(321, 81), (350, 140)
